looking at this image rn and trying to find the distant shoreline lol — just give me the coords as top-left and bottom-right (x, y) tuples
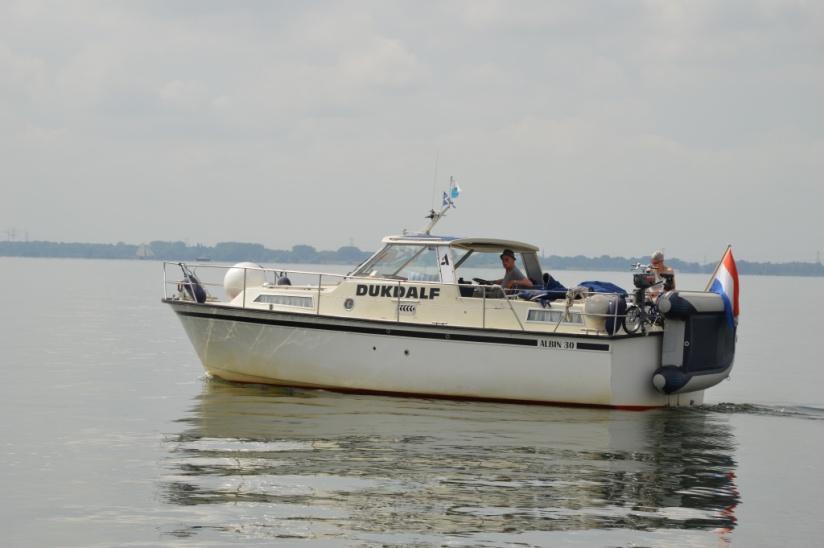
(1, 240), (822, 277)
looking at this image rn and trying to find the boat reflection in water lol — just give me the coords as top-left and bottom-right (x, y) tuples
(161, 380), (739, 543)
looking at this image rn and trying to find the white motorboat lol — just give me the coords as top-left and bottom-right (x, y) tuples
(163, 203), (737, 409)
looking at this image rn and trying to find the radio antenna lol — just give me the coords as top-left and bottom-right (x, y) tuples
(430, 150), (439, 210)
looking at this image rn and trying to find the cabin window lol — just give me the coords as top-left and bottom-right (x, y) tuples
(527, 309), (583, 324)
(396, 246), (440, 281)
(254, 294), (313, 308)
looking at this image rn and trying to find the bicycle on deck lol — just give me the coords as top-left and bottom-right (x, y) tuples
(623, 262), (673, 334)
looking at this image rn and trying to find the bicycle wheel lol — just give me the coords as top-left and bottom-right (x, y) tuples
(623, 305), (643, 334)
(650, 307), (665, 327)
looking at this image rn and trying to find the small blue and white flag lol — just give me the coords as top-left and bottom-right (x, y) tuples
(449, 177), (461, 200)
(442, 191), (454, 208)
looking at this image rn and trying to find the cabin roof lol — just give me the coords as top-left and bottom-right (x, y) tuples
(380, 234), (539, 253)
(381, 233), (459, 245)
(450, 238), (539, 253)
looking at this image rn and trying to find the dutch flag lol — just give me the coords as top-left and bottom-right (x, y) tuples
(708, 246), (740, 327)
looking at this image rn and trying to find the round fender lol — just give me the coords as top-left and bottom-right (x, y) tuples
(652, 366), (689, 394)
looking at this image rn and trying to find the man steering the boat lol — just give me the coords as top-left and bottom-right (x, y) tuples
(493, 249), (534, 290)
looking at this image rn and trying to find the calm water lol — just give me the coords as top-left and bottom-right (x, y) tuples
(1, 258), (823, 546)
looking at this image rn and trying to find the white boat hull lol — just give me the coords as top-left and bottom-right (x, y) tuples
(169, 301), (704, 409)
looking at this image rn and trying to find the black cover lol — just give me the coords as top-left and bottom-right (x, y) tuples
(180, 264), (207, 304)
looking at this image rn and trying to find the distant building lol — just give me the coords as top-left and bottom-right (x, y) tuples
(136, 244), (155, 259)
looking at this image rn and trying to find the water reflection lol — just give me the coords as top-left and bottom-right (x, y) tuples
(161, 380), (739, 542)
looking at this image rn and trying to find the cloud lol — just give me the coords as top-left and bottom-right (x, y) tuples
(0, 1), (822, 261)
(0, 43), (48, 100)
(158, 79), (211, 111)
(339, 37), (428, 89)
(21, 123), (67, 144)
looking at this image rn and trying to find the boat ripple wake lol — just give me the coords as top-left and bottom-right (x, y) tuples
(701, 402), (824, 420)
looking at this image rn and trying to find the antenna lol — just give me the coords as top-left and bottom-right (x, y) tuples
(430, 150), (440, 210)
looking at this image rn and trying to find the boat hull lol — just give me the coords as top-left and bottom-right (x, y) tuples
(168, 300), (704, 409)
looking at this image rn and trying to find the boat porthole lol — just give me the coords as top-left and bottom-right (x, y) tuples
(404, 349), (410, 356)
(344, 298), (354, 310)
(372, 346), (376, 351)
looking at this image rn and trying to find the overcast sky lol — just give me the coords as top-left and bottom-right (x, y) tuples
(1, 1), (822, 262)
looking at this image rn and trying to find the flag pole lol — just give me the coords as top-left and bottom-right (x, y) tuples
(704, 244), (731, 291)
(422, 203), (451, 234)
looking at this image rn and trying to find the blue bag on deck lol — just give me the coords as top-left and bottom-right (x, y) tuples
(576, 280), (627, 297)
(517, 273), (567, 302)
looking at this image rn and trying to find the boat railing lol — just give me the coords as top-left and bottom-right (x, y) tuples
(163, 261), (354, 311)
(163, 262), (631, 336)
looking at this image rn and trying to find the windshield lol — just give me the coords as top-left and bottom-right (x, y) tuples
(355, 245), (441, 281)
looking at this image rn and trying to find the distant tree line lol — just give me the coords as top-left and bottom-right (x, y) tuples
(461, 251), (824, 276)
(0, 240), (373, 265)
(1, 240), (823, 277)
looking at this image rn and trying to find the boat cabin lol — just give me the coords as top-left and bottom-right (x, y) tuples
(350, 233), (544, 291)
